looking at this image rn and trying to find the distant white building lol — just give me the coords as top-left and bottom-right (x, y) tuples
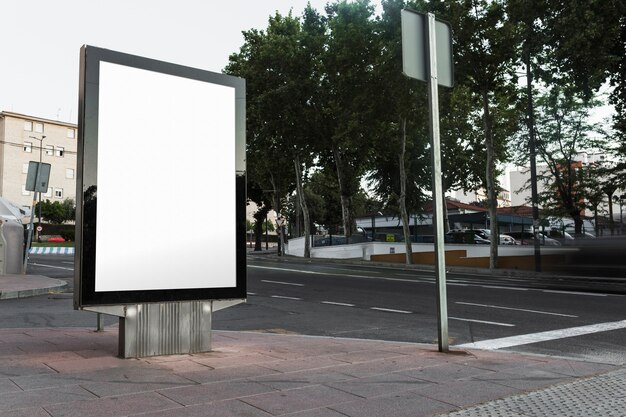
(0, 111), (77, 211)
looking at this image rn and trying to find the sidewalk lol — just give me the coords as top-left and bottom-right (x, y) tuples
(0, 274), (67, 299)
(0, 327), (620, 417)
(1, 271), (623, 416)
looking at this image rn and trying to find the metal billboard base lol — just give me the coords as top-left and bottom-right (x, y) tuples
(83, 299), (244, 358)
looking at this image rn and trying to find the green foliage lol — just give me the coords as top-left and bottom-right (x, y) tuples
(225, 0), (624, 243)
(35, 198), (75, 224)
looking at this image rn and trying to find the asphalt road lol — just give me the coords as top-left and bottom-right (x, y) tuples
(5, 253), (626, 364)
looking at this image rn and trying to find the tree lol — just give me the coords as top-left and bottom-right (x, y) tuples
(318, 0), (380, 238)
(35, 198), (75, 224)
(448, 0), (519, 269)
(532, 87), (610, 235)
(226, 8), (324, 257)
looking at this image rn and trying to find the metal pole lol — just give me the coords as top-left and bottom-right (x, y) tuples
(23, 171), (41, 273)
(96, 313), (105, 332)
(426, 13), (448, 353)
(37, 139), (43, 242)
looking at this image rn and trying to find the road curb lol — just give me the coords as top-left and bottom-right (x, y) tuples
(0, 274), (68, 300)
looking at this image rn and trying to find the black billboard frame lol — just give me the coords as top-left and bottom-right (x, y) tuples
(74, 45), (246, 308)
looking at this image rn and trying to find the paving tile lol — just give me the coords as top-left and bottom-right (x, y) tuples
(410, 379), (521, 407)
(252, 367), (353, 391)
(181, 364), (279, 384)
(527, 358), (617, 377)
(398, 362), (496, 383)
(283, 407), (348, 417)
(151, 359), (213, 374)
(241, 384), (362, 415)
(330, 349), (409, 364)
(45, 356), (139, 373)
(159, 380), (276, 406)
(0, 363), (57, 378)
(0, 385), (96, 412)
(12, 366), (178, 391)
(44, 391), (180, 417)
(0, 379), (20, 394)
(258, 356), (348, 373)
(192, 353), (281, 369)
(331, 354), (440, 378)
(0, 407), (51, 417)
(326, 372), (433, 398)
(130, 399), (272, 417)
(472, 367), (572, 391)
(330, 389), (457, 417)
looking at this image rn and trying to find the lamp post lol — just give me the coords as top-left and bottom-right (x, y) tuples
(29, 135), (45, 242)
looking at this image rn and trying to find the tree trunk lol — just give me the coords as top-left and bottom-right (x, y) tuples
(482, 90), (498, 270)
(607, 192), (615, 235)
(253, 205), (270, 251)
(399, 118), (413, 265)
(269, 173), (282, 254)
(293, 154), (311, 258)
(333, 146), (352, 239)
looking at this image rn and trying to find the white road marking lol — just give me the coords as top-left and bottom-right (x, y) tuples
(371, 307), (413, 314)
(542, 289), (607, 297)
(270, 295), (302, 300)
(449, 316), (515, 327)
(448, 283), (469, 287)
(261, 280), (304, 287)
(321, 301), (355, 307)
(456, 301), (578, 318)
(481, 285), (528, 291)
(247, 292), (257, 296)
(456, 319), (626, 350)
(30, 263), (74, 271)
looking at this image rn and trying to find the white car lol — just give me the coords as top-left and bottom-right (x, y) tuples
(499, 234), (516, 245)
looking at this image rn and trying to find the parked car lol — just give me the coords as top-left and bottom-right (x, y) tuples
(47, 236), (66, 243)
(499, 234), (517, 245)
(506, 231), (561, 246)
(445, 230), (490, 244)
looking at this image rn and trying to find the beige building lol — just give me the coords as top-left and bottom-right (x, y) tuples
(0, 111), (77, 211)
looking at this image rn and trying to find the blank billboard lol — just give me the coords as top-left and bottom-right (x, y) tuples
(75, 46), (246, 307)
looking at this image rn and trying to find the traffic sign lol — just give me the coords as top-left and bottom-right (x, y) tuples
(36, 226), (43, 232)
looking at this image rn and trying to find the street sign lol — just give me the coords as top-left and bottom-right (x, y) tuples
(36, 226), (43, 232)
(401, 9), (453, 87)
(25, 162), (51, 192)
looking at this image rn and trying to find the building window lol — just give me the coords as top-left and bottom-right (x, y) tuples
(54, 188), (63, 199)
(22, 163), (29, 174)
(44, 187), (52, 198)
(24, 142), (32, 153)
(22, 185), (30, 196)
(65, 168), (74, 179)
(55, 146), (64, 157)
(24, 121), (33, 131)
(67, 129), (75, 139)
(34, 122), (44, 133)
(45, 145), (54, 156)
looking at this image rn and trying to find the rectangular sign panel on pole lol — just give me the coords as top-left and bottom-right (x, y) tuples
(401, 9), (454, 88)
(75, 46), (246, 307)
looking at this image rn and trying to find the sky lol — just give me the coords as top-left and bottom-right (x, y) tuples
(0, 0), (337, 124)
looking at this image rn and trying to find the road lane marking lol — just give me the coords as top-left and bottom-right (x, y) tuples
(371, 307), (413, 314)
(542, 289), (607, 297)
(261, 280), (304, 287)
(247, 292), (257, 295)
(456, 302), (578, 318)
(270, 295), (302, 300)
(481, 285), (528, 291)
(449, 316), (515, 327)
(456, 319), (626, 350)
(322, 301), (355, 307)
(29, 263), (74, 271)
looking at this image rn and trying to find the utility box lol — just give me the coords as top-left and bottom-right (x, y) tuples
(0, 219), (24, 274)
